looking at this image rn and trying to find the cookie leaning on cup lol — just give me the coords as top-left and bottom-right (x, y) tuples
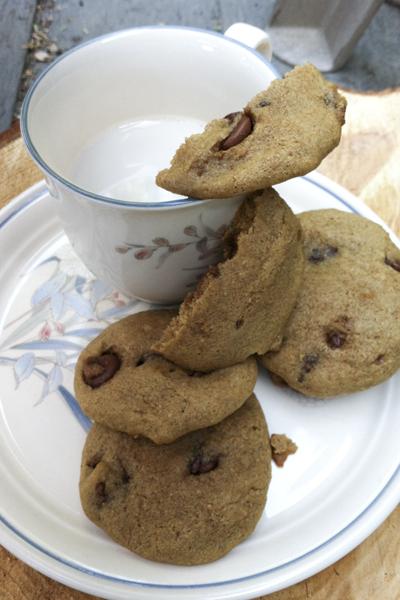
(152, 188), (304, 371)
(262, 209), (400, 397)
(79, 394), (271, 565)
(74, 310), (257, 444)
(156, 64), (346, 199)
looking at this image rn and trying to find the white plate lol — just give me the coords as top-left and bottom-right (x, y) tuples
(0, 173), (399, 600)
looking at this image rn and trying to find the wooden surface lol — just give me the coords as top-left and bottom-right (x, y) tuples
(319, 87), (400, 234)
(0, 90), (400, 598)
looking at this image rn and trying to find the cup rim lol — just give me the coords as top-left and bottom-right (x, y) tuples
(21, 25), (279, 211)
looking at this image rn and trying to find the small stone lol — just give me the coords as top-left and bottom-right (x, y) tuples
(48, 42), (60, 54)
(34, 49), (50, 62)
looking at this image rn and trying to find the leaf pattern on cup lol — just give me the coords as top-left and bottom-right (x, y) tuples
(183, 225), (198, 237)
(152, 237), (169, 246)
(134, 248), (156, 260)
(115, 214), (227, 269)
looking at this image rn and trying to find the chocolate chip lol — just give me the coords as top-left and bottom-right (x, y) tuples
(95, 481), (107, 505)
(220, 113), (253, 150)
(259, 99), (271, 107)
(298, 353), (319, 383)
(326, 330), (347, 349)
(308, 245), (338, 263)
(385, 256), (400, 272)
(374, 354), (385, 364)
(223, 111), (241, 123)
(83, 352), (121, 388)
(189, 452), (219, 475)
(235, 318), (244, 329)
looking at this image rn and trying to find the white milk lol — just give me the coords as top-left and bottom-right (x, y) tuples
(69, 116), (205, 202)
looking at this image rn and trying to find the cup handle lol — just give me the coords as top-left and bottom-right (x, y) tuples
(224, 22), (272, 61)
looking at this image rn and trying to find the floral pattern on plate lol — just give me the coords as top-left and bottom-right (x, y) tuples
(0, 249), (142, 431)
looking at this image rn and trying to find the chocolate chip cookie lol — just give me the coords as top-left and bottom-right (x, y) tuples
(74, 310), (257, 444)
(262, 209), (400, 397)
(152, 188), (304, 371)
(156, 64), (346, 199)
(79, 394), (271, 565)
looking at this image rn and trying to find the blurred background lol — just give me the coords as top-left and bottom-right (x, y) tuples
(1, 0), (400, 134)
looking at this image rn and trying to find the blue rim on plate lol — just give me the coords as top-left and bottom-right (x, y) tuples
(20, 25), (280, 210)
(1, 176), (399, 591)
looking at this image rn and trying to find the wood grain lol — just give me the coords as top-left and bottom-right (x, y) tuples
(319, 87), (400, 235)
(264, 507), (399, 600)
(0, 121), (41, 207)
(0, 95), (399, 597)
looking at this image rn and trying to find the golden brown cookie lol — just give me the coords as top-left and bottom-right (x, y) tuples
(79, 394), (271, 565)
(152, 188), (304, 371)
(157, 64), (346, 199)
(74, 310), (257, 444)
(262, 209), (400, 397)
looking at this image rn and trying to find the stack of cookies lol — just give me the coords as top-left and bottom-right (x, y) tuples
(75, 63), (400, 565)
(75, 188), (302, 565)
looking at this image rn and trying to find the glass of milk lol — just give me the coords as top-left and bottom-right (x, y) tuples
(21, 25), (275, 303)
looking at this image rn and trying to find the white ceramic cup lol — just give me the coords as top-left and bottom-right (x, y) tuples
(21, 24), (276, 304)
